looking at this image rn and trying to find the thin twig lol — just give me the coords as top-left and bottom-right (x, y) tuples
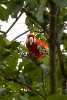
(56, 39), (67, 94)
(58, 23), (67, 43)
(6, 10), (23, 34)
(0, 31), (6, 34)
(0, 68), (10, 79)
(11, 30), (29, 42)
(0, 80), (9, 85)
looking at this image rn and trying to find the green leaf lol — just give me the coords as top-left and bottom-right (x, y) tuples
(47, 94), (67, 100)
(19, 58), (30, 69)
(53, 0), (67, 8)
(0, 5), (8, 21)
(36, 0), (47, 23)
(63, 40), (67, 51)
(26, 0), (38, 10)
(4, 67), (14, 76)
(1, 48), (11, 57)
(0, 88), (4, 96)
(7, 0), (24, 18)
(19, 95), (29, 100)
(0, 86), (12, 100)
(41, 56), (49, 67)
(7, 53), (19, 70)
(24, 62), (36, 72)
(0, 35), (6, 47)
(18, 62), (23, 71)
(24, 75), (33, 85)
(24, 64), (42, 82)
(8, 41), (20, 50)
(7, 81), (21, 93)
(25, 16), (34, 32)
(30, 96), (41, 100)
(0, 44), (11, 65)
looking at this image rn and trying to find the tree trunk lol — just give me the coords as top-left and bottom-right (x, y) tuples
(49, 1), (58, 94)
(56, 39), (67, 94)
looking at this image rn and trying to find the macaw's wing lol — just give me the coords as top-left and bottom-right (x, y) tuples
(37, 45), (49, 56)
(40, 41), (49, 52)
(35, 39), (49, 54)
(26, 42), (44, 58)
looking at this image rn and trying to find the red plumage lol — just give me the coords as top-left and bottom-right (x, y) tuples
(26, 34), (49, 58)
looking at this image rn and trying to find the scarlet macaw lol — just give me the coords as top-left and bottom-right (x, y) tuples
(26, 34), (49, 59)
(26, 33), (49, 73)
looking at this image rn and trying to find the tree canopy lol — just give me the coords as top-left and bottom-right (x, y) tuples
(0, 0), (67, 100)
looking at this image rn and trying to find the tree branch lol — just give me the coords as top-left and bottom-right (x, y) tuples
(11, 30), (29, 42)
(0, 68), (45, 99)
(12, 78), (45, 99)
(58, 23), (67, 43)
(0, 68), (10, 79)
(56, 38), (67, 94)
(0, 31), (6, 34)
(49, 1), (58, 94)
(6, 12), (23, 34)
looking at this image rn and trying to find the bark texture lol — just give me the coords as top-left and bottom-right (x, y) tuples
(49, 1), (58, 94)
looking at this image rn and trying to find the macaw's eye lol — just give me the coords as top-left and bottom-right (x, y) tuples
(28, 41), (30, 44)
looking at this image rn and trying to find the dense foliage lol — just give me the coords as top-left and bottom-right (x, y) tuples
(0, 0), (67, 100)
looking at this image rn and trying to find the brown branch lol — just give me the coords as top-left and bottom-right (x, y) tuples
(49, 1), (58, 94)
(0, 68), (10, 79)
(56, 39), (67, 94)
(11, 30), (29, 42)
(58, 23), (67, 43)
(0, 70), (45, 99)
(56, 42), (67, 78)
(0, 31), (6, 34)
(5, 5), (58, 35)
(12, 78), (45, 99)
(6, 13), (23, 34)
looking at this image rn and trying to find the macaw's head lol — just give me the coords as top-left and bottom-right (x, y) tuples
(26, 34), (35, 46)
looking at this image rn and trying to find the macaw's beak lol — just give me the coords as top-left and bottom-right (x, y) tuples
(28, 41), (33, 46)
(28, 37), (34, 46)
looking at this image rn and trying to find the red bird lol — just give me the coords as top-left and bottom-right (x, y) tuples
(26, 34), (49, 59)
